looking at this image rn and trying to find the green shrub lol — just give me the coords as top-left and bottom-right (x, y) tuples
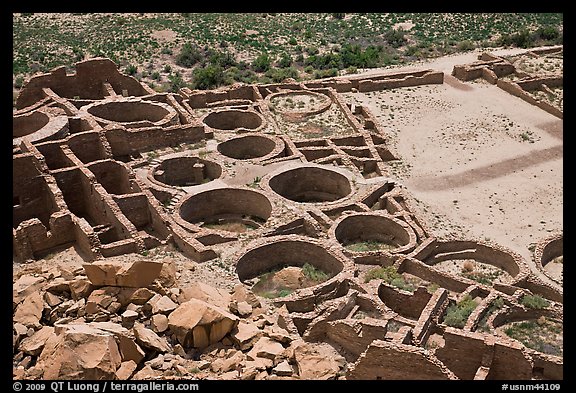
(444, 295), (478, 328)
(277, 52), (292, 68)
(302, 263), (329, 282)
(520, 294), (550, 310)
(176, 43), (201, 67)
(385, 28), (407, 48)
(168, 73), (186, 93)
(365, 266), (401, 283)
(191, 64), (224, 90)
(252, 52), (271, 72)
(14, 75), (25, 88)
(125, 64), (137, 75)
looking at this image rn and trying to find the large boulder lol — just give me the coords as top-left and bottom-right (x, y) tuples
(133, 322), (171, 353)
(19, 326), (55, 356)
(293, 341), (345, 380)
(13, 275), (46, 308)
(13, 291), (43, 328)
(38, 324), (122, 380)
(83, 259), (163, 288)
(168, 299), (239, 349)
(178, 281), (231, 309)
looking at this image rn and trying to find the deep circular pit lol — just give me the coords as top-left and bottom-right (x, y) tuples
(152, 157), (222, 187)
(334, 214), (414, 253)
(202, 110), (264, 131)
(13, 111), (49, 138)
(217, 134), (277, 160)
(268, 166), (352, 203)
(178, 188), (272, 233)
(235, 239), (345, 297)
(86, 100), (171, 123)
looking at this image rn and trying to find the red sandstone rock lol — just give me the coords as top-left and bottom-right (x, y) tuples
(116, 360), (138, 380)
(178, 281), (231, 309)
(38, 324), (122, 379)
(168, 298), (238, 349)
(246, 336), (285, 361)
(230, 320), (262, 350)
(13, 275), (46, 307)
(83, 259), (163, 288)
(293, 341), (345, 380)
(19, 326), (55, 356)
(151, 295), (178, 315)
(13, 291), (43, 328)
(133, 322), (171, 353)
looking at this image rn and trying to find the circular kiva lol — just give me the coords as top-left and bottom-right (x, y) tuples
(149, 156), (222, 187)
(490, 307), (563, 356)
(176, 187), (272, 233)
(421, 240), (525, 285)
(217, 134), (283, 161)
(266, 166), (352, 204)
(266, 90), (332, 120)
(235, 236), (349, 286)
(82, 98), (178, 129)
(332, 213), (417, 254)
(201, 109), (266, 133)
(13, 110), (69, 146)
(535, 233), (563, 284)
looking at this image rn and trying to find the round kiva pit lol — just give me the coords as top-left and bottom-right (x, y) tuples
(13, 111), (69, 145)
(83, 99), (178, 128)
(150, 156), (222, 187)
(267, 166), (352, 203)
(235, 237), (347, 298)
(422, 240), (524, 287)
(538, 234), (563, 285)
(266, 90), (332, 120)
(491, 309), (563, 357)
(217, 134), (280, 160)
(178, 187), (272, 233)
(202, 109), (265, 132)
(334, 213), (416, 254)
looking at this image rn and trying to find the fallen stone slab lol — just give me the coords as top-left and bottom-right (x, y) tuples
(273, 360), (293, 376)
(19, 326), (55, 356)
(168, 299), (238, 349)
(178, 281), (231, 309)
(116, 360), (138, 380)
(151, 295), (178, 315)
(13, 291), (43, 328)
(246, 337), (285, 361)
(230, 320), (262, 350)
(83, 259), (163, 288)
(38, 323), (122, 380)
(13, 275), (46, 307)
(293, 341), (345, 380)
(133, 322), (171, 353)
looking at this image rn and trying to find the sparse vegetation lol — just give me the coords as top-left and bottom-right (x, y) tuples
(444, 295), (478, 328)
(477, 296), (505, 332)
(364, 266), (416, 292)
(13, 13), (562, 92)
(503, 317), (562, 356)
(345, 239), (396, 252)
(302, 263), (329, 282)
(520, 294), (550, 309)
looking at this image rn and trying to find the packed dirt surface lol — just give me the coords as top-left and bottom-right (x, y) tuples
(345, 47), (562, 286)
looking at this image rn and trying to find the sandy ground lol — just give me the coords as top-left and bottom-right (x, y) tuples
(345, 47), (562, 286)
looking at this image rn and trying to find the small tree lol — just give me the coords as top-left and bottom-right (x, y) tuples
(176, 43), (202, 68)
(252, 52), (271, 72)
